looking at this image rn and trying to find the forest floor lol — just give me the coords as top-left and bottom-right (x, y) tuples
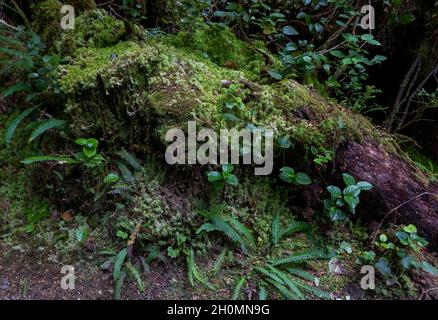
(0, 243), (230, 300)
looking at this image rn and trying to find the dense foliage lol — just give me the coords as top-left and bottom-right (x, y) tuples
(0, 0), (437, 300)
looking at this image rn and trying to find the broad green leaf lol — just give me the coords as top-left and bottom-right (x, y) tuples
(282, 25), (299, 36)
(420, 261), (438, 275)
(344, 185), (360, 197)
(294, 172), (312, 185)
(375, 257), (392, 278)
(327, 185), (342, 199)
(267, 69), (283, 80)
(342, 173), (356, 186)
(357, 181), (373, 191)
(395, 231), (409, 245)
(222, 163), (234, 173)
(402, 224), (417, 234)
(279, 166), (295, 183)
(207, 171), (222, 182)
(225, 174), (238, 186)
(329, 207), (346, 221)
(75, 227), (89, 244)
(330, 50), (345, 58)
(74, 138), (88, 146)
(104, 173), (120, 184)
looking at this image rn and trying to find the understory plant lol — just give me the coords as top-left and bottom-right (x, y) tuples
(324, 173), (373, 221)
(372, 224), (438, 281)
(195, 204), (332, 299)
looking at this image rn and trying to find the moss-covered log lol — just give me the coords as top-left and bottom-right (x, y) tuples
(39, 9), (438, 250)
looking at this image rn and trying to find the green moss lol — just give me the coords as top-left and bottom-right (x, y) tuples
(54, 9), (126, 54)
(169, 23), (266, 80)
(222, 176), (297, 247)
(31, 0), (63, 45)
(68, 0), (97, 11)
(57, 36), (243, 144)
(55, 9), (393, 159)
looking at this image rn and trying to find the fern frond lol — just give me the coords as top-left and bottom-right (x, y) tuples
(113, 248), (127, 280)
(269, 249), (330, 266)
(271, 213), (280, 244)
(126, 262), (145, 293)
(116, 149), (142, 171)
(287, 267), (318, 282)
(231, 276), (245, 300)
(114, 270), (126, 300)
(254, 266), (284, 284)
(187, 249), (217, 291)
(1, 82), (31, 98)
(228, 216), (255, 248)
(28, 119), (65, 142)
(264, 278), (300, 300)
(211, 247), (228, 276)
(4, 106), (37, 145)
(280, 222), (311, 239)
(117, 162), (134, 184)
(0, 34), (24, 48)
(21, 155), (78, 165)
(295, 280), (331, 300)
(210, 214), (250, 253)
(0, 47), (25, 58)
(267, 265), (304, 299)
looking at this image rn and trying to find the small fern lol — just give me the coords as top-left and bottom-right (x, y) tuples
(113, 248), (127, 280)
(197, 206), (255, 253)
(271, 213), (281, 244)
(4, 106), (37, 145)
(211, 247), (228, 277)
(126, 261), (145, 293)
(114, 270), (126, 300)
(21, 155), (78, 165)
(115, 149), (142, 171)
(280, 222), (312, 239)
(116, 161), (134, 184)
(187, 249), (217, 291)
(28, 119), (65, 142)
(269, 249), (331, 266)
(231, 276), (246, 300)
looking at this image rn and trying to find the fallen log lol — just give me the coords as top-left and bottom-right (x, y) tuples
(336, 140), (438, 249)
